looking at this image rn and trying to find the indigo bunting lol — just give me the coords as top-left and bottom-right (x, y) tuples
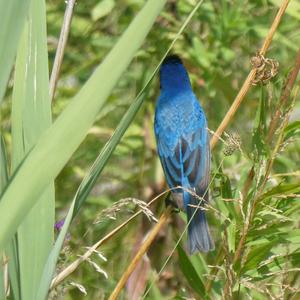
(154, 55), (214, 254)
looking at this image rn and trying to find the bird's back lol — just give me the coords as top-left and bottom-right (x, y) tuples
(154, 91), (209, 191)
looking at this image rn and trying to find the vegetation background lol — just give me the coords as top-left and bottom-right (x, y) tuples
(1, 0), (300, 299)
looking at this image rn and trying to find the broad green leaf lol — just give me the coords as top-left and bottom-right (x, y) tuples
(177, 245), (207, 299)
(0, 0), (31, 103)
(9, 0), (55, 299)
(73, 92), (148, 217)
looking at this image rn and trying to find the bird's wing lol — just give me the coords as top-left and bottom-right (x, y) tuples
(156, 124), (210, 195)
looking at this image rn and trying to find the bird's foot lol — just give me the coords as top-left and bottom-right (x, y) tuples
(165, 197), (180, 213)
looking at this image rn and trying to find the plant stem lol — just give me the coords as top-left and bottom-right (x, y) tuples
(49, 0), (76, 102)
(108, 206), (172, 300)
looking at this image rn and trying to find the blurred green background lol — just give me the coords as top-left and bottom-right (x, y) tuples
(1, 0), (300, 299)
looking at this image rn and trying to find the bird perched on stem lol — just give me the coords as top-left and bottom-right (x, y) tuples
(154, 55), (214, 254)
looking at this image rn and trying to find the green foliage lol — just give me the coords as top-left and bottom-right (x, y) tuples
(177, 245), (207, 298)
(0, 0), (31, 103)
(0, 0), (300, 299)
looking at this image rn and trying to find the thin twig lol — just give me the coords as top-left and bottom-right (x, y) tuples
(49, 0), (76, 102)
(210, 0), (291, 148)
(108, 206), (172, 300)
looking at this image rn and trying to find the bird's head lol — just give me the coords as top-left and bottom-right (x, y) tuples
(159, 55), (192, 93)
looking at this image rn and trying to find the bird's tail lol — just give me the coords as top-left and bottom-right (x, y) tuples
(185, 193), (214, 254)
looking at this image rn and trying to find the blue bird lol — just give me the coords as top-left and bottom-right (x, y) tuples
(154, 55), (214, 254)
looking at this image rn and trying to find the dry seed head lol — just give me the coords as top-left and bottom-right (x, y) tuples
(223, 132), (241, 156)
(251, 52), (279, 85)
(94, 197), (157, 224)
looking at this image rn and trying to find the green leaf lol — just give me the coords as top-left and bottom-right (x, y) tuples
(262, 183), (300, 198)
(0, 0), (31, 103)
(242, 243), (273, 273)
(252, 90), (268, 158)
(92, 0), (115, 21)
(9, 0), (55, 298)
(0, 136), (8, 194)
(0, 136), (8, 300)
(284, 120), (300, 140)
(37, 201), (75, 300)
(177, 245), (207, 299)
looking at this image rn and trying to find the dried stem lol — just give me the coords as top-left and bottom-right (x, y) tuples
(49, 0), (76, 102)
(210, 0), (291, 148)
(108, 206), (172, 300)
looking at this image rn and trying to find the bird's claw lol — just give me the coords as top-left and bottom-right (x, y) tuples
(165, 198), (180, 213)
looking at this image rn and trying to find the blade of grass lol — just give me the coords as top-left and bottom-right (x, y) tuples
(36, 200), (75, 300)
(177, 245), (206, 298)
(9, 0), (55, 299)
(0, 0), (31, 103)
(0, 136), (8, 299)
(0, 136), (8, 193)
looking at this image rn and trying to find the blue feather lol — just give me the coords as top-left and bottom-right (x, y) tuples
(154, 55), (214, 254)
